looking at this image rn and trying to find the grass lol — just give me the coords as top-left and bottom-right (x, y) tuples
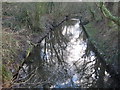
(2, 28), (29, 87)
(1, 27), (41, 88)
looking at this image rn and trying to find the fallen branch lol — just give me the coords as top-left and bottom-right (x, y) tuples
(98, 2), (120, 26)
(13, 16), (70, 81)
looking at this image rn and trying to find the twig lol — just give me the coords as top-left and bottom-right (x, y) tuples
(13, 16), (70, 81)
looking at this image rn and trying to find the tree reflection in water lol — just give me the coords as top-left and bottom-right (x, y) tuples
(14, 19), (110, 88)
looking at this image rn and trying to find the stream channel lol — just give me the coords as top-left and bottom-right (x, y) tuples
(14, 19), (111, 88)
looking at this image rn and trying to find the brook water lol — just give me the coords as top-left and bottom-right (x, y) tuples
(14, 19), (111, 88)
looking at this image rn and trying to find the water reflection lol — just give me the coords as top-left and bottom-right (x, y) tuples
(14, 19), (109, 88)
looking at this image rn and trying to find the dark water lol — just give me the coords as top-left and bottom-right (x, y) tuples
(14, 19), (112, 88)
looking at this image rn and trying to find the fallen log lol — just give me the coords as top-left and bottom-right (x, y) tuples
(13, 16), (69, 81)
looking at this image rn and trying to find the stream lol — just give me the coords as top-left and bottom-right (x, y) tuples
(14, 19), (111, 88)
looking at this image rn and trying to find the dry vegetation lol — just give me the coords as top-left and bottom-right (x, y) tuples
(1, 2), (119, 88)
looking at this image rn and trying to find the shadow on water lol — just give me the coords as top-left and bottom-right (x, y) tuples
(14, 19), (115, 88)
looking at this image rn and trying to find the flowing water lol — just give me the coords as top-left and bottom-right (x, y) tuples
(14, 19), (111, 88)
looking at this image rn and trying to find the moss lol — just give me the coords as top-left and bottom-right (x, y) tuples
(85, 16), (118, 66)
(100, 2), (120, 26)
(85, 23), (97, 40)
(85, 22), (109, 57)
